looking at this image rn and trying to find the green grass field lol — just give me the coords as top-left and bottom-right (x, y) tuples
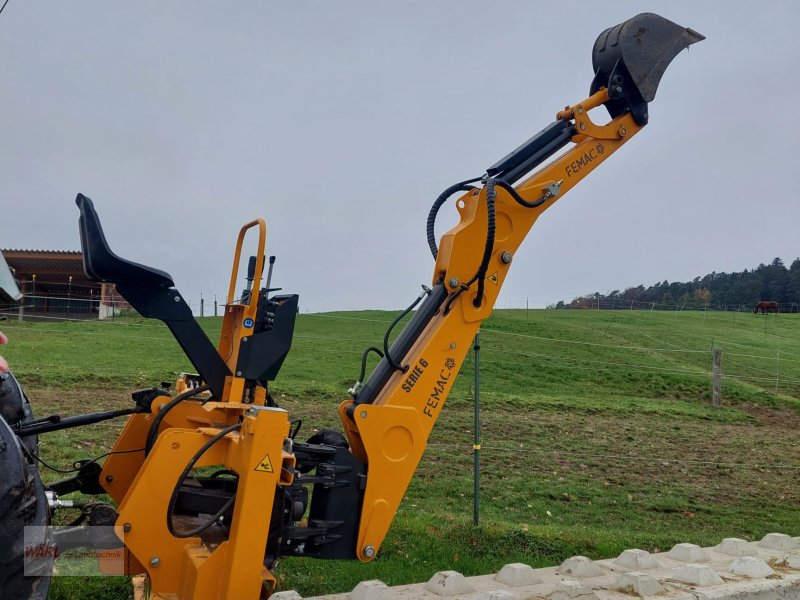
(3, 307), (799, 598)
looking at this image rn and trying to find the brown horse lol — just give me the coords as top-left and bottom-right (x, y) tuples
(754, 300), (779, 314)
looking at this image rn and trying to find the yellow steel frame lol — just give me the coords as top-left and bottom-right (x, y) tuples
(339, 89), (645, 561)
(100, 220), (298, 598)
(98, 90), (647, 599)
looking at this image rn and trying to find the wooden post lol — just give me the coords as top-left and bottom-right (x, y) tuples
(775, 350), (780, 394)
(711, 346), (722, 407)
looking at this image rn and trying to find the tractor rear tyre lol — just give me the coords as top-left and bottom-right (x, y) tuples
(0, 371), (51, 600)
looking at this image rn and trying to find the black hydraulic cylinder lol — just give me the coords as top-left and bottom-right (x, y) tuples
(486, 120), (574, 184)
(14, 407), (136, 437)
(354, 284), (447, 406)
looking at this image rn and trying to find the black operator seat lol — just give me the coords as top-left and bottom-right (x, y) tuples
(75, 193), (174, 289)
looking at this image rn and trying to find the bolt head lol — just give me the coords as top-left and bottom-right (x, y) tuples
(236, 371), (242, 377)
(450, 342), (456, 349)
(577, 106), (584, 114)
(105, 475), (114, 483)
(123, 523), (132, 533)
(579, 122), (586, 131)
(363, 545), (376, 558)
(150, 556), (160, 567)
(359, 410), (368, 419)
(448, 277), (459, 288)
(501, 251), (512, 264)
(173, 296), (180, 303)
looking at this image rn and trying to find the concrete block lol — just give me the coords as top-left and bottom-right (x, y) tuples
(613, 572), (666, 596)
(666, 543), (710, 563)
(271, 592), (303, 600)
(729, 556), (776, 578)
(759, 532), (799, 551)
(714, 537), (755, 557)
(613, 549), (659, 570)
(557, 556), (605, 578)
(494, 563), (543, 587)
(351, 580), (392, 600)
(672, 563), (724, 587)
(424, 571), (475, 597)
(547, 580), (598, 600)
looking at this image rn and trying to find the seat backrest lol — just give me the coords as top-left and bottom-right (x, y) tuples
(76, 194), (174, 289)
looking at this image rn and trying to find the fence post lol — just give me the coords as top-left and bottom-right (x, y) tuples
(711, 346), (722, 407)
(473, 330), (481, 526)
(775, 350), (780, 394)
(200, 293), (204, 318)
(214, 295), (218, 317)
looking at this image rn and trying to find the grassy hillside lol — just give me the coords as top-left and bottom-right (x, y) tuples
(2, 307), (799, 598)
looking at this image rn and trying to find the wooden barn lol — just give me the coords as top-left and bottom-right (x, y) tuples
(0, 249), (129, 321)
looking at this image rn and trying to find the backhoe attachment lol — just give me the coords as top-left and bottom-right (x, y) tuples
(591, 12), (704, 124)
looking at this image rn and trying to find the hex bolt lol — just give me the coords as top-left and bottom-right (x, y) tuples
(173, 296), (180, 303)
(360, 410), (368, 419)
(619, 126), (627, 136)
(579, 122), (586, 131)
(363, 545), (376, 559)
(105, 475), (114, 483)
(448, 277), (459, 288)
(501, 251), (512, 264)
(577, 106), (584, 114)
(150, 556), (160, 568)
(242, 337), (248, 343)
(123, 523), (132, 533)
(615, 85), (623, 94)
(450, 342), (456, 349)
(236, 371), (242, 377)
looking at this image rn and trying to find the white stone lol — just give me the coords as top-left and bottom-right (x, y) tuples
(759, 532), (799, 551)
(666, 542), (710, 563)
(729, 556), (776, 578)
(271, 592), (303, 600)
(613, 572), (666, 596)
(556, 556), (605, 578)
(613, 549), (659, 570)
(351, 580), (392, 600)
(547, 580), (598, 600)
(672, 563), (724, 587)
(784, 553), (800, 569)
(424, 571), (475, 597)
(714, 538), (755, 557)
(481, 592), (517, 600)
(494, 563), (543, 587)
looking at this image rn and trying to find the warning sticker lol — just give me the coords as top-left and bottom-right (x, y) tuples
(488, 272), (499, 285)
(255, 453), (274, 473)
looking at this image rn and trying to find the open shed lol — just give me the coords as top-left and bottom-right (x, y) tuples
(0, 249), (129, 321)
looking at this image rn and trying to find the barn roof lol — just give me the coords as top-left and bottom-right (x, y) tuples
(1, 249), (92, 286)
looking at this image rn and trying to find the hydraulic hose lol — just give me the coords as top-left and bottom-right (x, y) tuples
(383, 286), (431, 372)
(145, 384), (210, 456)
(467, 177), (497, 308)
(166, 421), (242, 539)
(427, 177), (482, 259)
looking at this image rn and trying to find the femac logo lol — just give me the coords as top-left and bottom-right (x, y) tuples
(243, 317), (255, 329)
(423, 357), (456, 418)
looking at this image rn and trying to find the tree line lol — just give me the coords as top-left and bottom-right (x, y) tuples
(557, 257), (800, 311)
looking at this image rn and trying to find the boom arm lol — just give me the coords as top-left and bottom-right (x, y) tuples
(340, 13), (703, 562)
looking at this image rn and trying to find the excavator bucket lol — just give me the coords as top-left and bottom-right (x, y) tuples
(591, 12), (704, 123)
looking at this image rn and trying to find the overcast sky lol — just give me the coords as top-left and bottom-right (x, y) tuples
(2, 1), (798, 312)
